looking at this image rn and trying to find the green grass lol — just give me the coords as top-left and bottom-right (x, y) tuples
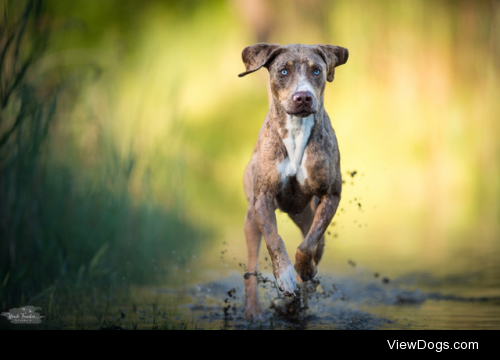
(0, 0), (208, 329)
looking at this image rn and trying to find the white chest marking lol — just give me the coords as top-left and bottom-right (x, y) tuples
(277, 114), (314, 186)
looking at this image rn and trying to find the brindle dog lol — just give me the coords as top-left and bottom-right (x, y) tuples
(239, 43), (349, 320)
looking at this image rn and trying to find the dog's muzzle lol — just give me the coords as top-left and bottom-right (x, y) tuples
(289, 91), (316, 117)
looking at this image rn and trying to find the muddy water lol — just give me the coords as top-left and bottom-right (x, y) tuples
(133, 238), (500, 330)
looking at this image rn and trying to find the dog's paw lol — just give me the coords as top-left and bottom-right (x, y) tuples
(275, 264), (299, 296)
(294, 248), (317, 282)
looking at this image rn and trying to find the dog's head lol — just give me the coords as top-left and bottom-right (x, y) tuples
(239, 43), (348, 117)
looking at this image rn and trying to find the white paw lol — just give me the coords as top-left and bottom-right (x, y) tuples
(276, 265), (299, 296)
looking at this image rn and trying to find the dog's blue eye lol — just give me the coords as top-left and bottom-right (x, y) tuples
(281, 70), (288, 75)
(314, 69), (320, 75)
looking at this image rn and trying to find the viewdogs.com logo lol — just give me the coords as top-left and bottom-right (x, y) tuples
(388, 340), (479, 352)
(1, 306), (44, 324)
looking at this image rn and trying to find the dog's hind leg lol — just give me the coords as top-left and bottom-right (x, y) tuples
(244, 205), (263, 321)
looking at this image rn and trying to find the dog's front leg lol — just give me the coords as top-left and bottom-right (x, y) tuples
(254, 193), (298, 296)
(295, 192), (340, 281)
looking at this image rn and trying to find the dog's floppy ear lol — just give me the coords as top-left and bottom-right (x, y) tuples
(315, 45), (349, 82)
(238, 43), (282, 77)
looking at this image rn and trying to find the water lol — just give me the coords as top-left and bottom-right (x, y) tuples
(130, 241), (500, 330)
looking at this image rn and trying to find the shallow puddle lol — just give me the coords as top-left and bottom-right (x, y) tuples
(130, 245), (500, 330)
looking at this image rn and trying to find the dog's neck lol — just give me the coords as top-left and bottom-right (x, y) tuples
(269, 99), (321, 184)
(268, 98), (325, 139)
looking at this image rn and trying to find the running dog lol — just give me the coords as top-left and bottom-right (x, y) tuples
(239, 43), (349, 320)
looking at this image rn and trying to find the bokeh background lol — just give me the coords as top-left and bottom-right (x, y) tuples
(1, 0), (499, 328)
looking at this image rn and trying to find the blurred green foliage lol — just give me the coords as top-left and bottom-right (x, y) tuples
(0, 0), (206, 316)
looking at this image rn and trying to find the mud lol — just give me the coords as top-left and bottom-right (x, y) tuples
(153, 267), (500, 330)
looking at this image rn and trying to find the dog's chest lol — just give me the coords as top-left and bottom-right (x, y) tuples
(277, 115), (314, 186)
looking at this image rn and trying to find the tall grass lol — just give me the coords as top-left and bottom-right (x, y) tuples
(0, 0), (206, 323)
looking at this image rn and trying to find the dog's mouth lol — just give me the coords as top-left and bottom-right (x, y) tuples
(281, 100), (317, 118)
(288, 109), (316, 117)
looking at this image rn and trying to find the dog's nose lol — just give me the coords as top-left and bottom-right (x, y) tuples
(292, 91), (313, 107)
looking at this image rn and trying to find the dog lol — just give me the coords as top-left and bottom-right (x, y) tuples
(239, 43), (349, 320)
